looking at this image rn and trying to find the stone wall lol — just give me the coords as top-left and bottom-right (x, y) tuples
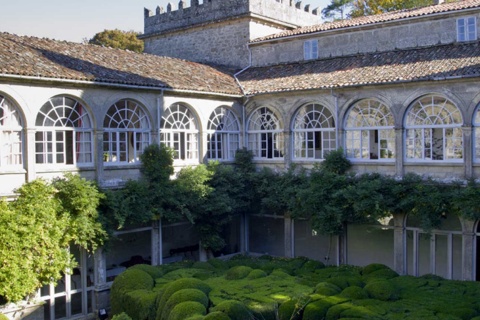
(250, 11), (480, 67)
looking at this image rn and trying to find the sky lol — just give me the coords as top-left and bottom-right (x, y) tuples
(1, 0), (329, 43)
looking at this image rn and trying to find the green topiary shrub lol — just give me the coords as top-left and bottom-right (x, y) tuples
(247, 269), (267, 279)
(210, 300), (252, 320)
(203, 311), (232, 320)
(225, 266), (253, 280)
(207, 259), (228, 270)
(362, 263), (390, 276)
(192, 261), (216, 270)
(130, 264), (164, 280)
(325, 303), (351, 320)
(301, 260), (325, 273)
(123, 289), (157, 320)
(363, 268), (399, 283)
(364, 280), (398, 301)
(278, 299), (303, 320)
(111, 312), (133, 320)
(156, 278), (211, 320)
(110, 268), (155, 315)
(168, 301), (206, 320)
(315, 282), (342, 296)
(303, 299), (334, 320)
(339, 286), (368, 300)
(159, 288), (209, 320)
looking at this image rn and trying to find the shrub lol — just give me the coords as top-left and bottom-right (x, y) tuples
(159, 289), (209, 320)
(192, 261), (216, 270)
(168, 301), (206, 320)
(278, 299), (303, 320)
(130, 264), (164, 280)
(110, 269), (154, 315)
(325, 303), (351, 320)
(156, 278), (211, 319)
(207, 259), (228, 270)
(111, 312), (133, 320)
(210, 300), (252, 320)
(314, 282), (342, 296)
(303, 299), (334, 320)
(362, 263), (390, 276)
(123, 289), (157, 320)
(225, 266), (253, 280)
(363, 268), (399, 283)
(301, 260), (325, 273)
(339, 286), (368, 300)
(247, 269), (267, 279)
(325, 277), (350, 290)
(203, 311), (232, 320)
(364, 280), (398, 301)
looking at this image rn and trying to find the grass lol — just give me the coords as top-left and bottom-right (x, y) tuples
(111, 256), (480, 320)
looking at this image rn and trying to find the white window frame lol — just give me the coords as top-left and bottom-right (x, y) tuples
(160, 103), (199, 162)
(35, 96), (93, 166)
(292, 103), (336, 160)
(472, 105), (480, 162)
(247, 107), (284, 160)
(206, 107), (240, 161)
(103, 99), (151, 165)
(0, 95), (23, 167)
(304, 39), (318, 60)
(457, 16), (477, 42)
(345, 99), (395, 161)
(404, 95), (463, 162)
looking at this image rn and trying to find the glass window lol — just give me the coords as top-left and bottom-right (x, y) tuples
(405, 95), (463, 161)
(247, 107), (284, 159)
(457, 17), (477, 42)
(345, 99), (395, 160)
(207, 107), (240, 161)
(160, 103), (199, 161)
(292, 103), (336, 160)
(0, 95), (23, 167)
(304, 39), (318, 60)
(35, 96), (93, 165)
(103, 99), (151, 164)
(472, 105), (480, 162)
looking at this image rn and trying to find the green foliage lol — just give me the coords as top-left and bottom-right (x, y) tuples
(278, 299), (303, 320)
(247, 269), (267, 279)
(110, 269), (154, 315)
(159, 288), (209, 320)
(0, 175), (106, 302)
(349, 0), (434, 17)
(320, 148), (351, 175)
(124, 289), (157, 320)
(362, 263), (391, 275)
(203, 311), (232, 320)
(303, 299), (334, 320)
(168, 301), (206, 320)
(210, 300), (252, 320)
(363, 268), (399, 283)
(225, 266), (253, 280)
(339, 286), (368, 299)
(364, 280), (398, 301)
(315, 282), (342, 296)
(111, 312), (133, 320)
(322, 0), (353, 20)
(88, 29), (144, 52)
(130, 264), (165, 280)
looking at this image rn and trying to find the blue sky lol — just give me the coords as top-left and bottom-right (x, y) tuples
(2, 0), (329, 43)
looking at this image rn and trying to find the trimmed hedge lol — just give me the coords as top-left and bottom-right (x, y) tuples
(364, 280), (398, 301)
(315, 282), (342, 296)
(362, 263), (390, 276)
(160, 288), (209, 320)
(168, 301), (206, 320)
(278, 299), (303, 320)
(130, 264), (164, 280)
(303, 299), (334, 320)
(123, 289), (157, 320)
(225, 266), (253, 280)
(110, 268), (154, 315)
(203, 311), (232, 320)
(247, 269), (267, 279)
(111, 312), (133, 320)
(210, 300), (252, 320)
(339, 286), (368, 300)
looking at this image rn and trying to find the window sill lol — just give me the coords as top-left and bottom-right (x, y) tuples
(103, 163), (142, 170)
(0, 167), (26, 174)
(35, 165), (96, 173)
(404, 161), (463, 166)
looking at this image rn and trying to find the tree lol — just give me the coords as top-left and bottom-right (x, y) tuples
(322, 0), (354, 20)
(349, 0), (434, 17)
(0, 175), (106, 302)
(88, 29), (144, 53)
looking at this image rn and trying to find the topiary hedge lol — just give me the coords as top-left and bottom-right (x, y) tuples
(168, 301), (206, 320)
(123, 289), (157, 320)
(111, 312), (133, 320)
(129, 264), (164, 279)
(159, 288), (209, 320)
(225, 266), (253, 280)
(278, 299), (303, 320)
(110, 268), (154, 315)
(303, 299), (334, 320)
(210, 300), (252, 320)
(314, 282), (342, 296)
(247, 269), (267, 279)
(203, 311), (232, 320)
(339, 286), (368, 300)
(364, 280), (398, 301)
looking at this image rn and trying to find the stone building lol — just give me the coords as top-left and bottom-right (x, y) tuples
(2, 0), (480, 318)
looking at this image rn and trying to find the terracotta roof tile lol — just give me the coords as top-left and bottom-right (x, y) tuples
(251, 0), (480, 43)
(237, 41), (480, 94)
(0, 33), (242, 96)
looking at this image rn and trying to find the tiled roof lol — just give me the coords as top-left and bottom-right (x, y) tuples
(237, 41), (480, 95)
(0, 32), (242, 96)
(251, 0), (480, 43)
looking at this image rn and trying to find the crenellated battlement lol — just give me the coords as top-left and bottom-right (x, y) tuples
(143, 0), (320, 37)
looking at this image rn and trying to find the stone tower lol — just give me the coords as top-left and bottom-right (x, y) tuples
(141, 0), (320, 68)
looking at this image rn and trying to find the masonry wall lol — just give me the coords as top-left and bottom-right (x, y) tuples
(250, 11), (480, 67)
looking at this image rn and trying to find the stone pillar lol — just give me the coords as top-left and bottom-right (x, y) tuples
(151, 219), (162, 265)
(463, 126), (473, 179)
(284, 215), (294, 258)
(394, 128), (404, 177)
(244, 213), (250, 253)
(283, 131), (291, 167)
(337, 233), (347, 265)
(393, 213), (407, 275)
(93, 248), (109, 313)
(461, 218), (476, 281)
(25, 128), (36, 182)
(95, 131), (104, 184)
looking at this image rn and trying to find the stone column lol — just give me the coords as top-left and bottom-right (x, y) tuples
(463, 126), (473, 179)
(151, 219), (162, 265)
(394, 128), (404, 177)
(283, 131), (291, 167)
(93, 248), (109, 313)
(461, 218), (476, 281)
(284, 215), (294, 258)
(393, 213), (407, 275)
(25, 128), (37, 182)
(95, 131), (104, 184)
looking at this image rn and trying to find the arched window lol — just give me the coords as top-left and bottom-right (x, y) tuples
(160, 103), (199, 161)
(345, 99), (395, 160)
(0, 95), (23, 166)
(247, 107), (284, 159)
(103, 99), (151, 164)
(405, 95), (463, 161)
(207, 107), (240, 160)
(292, 103), (335, 160)
(35, 96), (93, 165)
